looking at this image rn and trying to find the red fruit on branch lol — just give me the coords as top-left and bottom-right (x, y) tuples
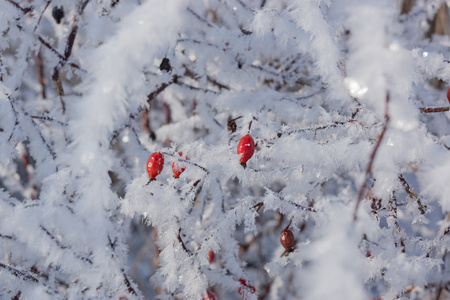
(237, 134), (255, 168)
(203, 291), (216, 300)
(208, 249), (215, 264)
(172, 152), (187, 178)
(447, 87), (450, 103)
(147, 152), (164, 180)
(238, 278), (256, 296)
(280, 227), (295, 250)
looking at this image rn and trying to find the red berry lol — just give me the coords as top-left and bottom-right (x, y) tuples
(280, 228), (295, 250)
(203, 291), (216, 300)
(172, 152), (187, 178)
(237, 134), (255, 164)
(238, 278), (256, 295)
(147, 152), (164, 179)
(208, 249), (215, 264)
(447, 87), (450, 103)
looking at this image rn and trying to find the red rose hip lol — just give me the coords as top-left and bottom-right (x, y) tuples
(237, 134), (255, 168)
(147, 152), (164, 180)
(238, 278), (256, 296)
(172, 152), (186, 178)
(208, 249), (215, 264)
(280, 228), (295, 250)
(447, 87), (450, 103)
(203, 291), (216, 300)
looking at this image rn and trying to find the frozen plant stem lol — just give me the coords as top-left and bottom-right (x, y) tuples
(419, 106), (450, 113)
(398, 174), (426, 214)
(354, 93), (390, 221)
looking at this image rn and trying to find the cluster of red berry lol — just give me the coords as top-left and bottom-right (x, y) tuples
(146, 151), (187, 181)
(145, 134), (296, 297)
(146, 134), (256, 181)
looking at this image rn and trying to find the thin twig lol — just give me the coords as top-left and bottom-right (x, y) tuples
(4, 0), (32, 14)
(398, 174), (426, 214)
(0, 262), (38, 282)
(177, 228), (193, 256)
(252, 202), (264, 212)
(263, 120), (355, 143)
(34, 1), (51, 31)
(354, 93), (390, 221)
(40, 225), (93, 264)
(122, 269), (138, 296)
(64, 25), (79, 60)
(35, 52), (46, 99)
(186, 7), (213, 28)
(276, 194), (317, 213)
(162, 151), (208, 173)
(206, 75), (229, 90)
(37, 35), (67, 62)
(0, 233), (14, 240)
(31, 115), (66, 126)
(176, 81), (218, 94)
(147, 77), (176, 103)
(419, 106), (450, 113)
(177, 38), (223, 51)
(34, 31), (82, 70)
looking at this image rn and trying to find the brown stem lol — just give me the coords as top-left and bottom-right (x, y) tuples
(37, 35), (67, 62)
(398, 174), (426, 214)
(147, 77), (176, 103)
(206, 75), (229, 90)
(142, 108), (150, 133)
(163, 102), (171, 124)
(264, 120), (358, 143)
(0, 262), (38, 282)
(122, 269), (138, 296)
(187, 7), (214, 28)
(4, 0), (32, 14)
(177, 228), (192, 256)
(34, 1), (51, 31)
(35, 52), (46, 99)
(176, 81), (218, 94)
(275, 194), (317, 212)
(419, 106), (450, 113)
(162, 151), (208, 173)
(285, 219), (293, 230)
(0, 233), (14, 240)
(64, 25), (79, 60)
(30, 115), (66, 126)
(252, 202), (264, 212)
(40, 225), (93, 264)
(354, 93), (390, 221)
(51, 68), (65, 112)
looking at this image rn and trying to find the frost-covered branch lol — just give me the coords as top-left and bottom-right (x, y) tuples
(354, 93), (390, 221)
(1, 0), (450, 299)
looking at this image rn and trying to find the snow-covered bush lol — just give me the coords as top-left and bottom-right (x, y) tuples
(0, 0), (449, 299)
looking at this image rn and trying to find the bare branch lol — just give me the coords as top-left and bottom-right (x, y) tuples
(398, 174), (426, 214)
(354, 93), (390, 221)
(187, 7), (213, 28)
(40, 225), (93, 264)
(147, 77), (176, 103)
(4, 0), (32, 14)
(0, 262), (38, 282)
(419, 106), (450, 113)
(122, 269), (138, 296)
